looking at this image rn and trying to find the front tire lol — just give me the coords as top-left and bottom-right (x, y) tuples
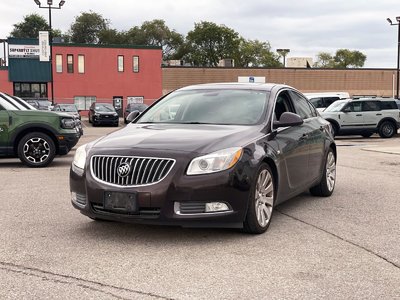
(17, 132), (56, 168)
(310, 148), (336, 197)
(378, 121), (396, 138)
(243, 163), (275, 234)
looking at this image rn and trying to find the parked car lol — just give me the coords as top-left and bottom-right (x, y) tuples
(88, 103), (119, 127)
(320, 98), (400, 138)
(0, 92), (81, 167)
(124, 103), (148, 123)
(52, 104), (83, 136)
(25, 99), (53, 111)
(70, 83), (336, 234)
(304, 92), (349, 112)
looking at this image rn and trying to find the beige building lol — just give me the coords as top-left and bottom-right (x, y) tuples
(286, 57), (313, 68)
(162, 67), (398, 98)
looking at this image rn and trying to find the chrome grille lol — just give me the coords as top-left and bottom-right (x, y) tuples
(91, 155), (175, 186)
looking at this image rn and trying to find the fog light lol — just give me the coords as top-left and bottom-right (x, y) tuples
(71, 192), (77, 202)
(205, 202), (229, 212)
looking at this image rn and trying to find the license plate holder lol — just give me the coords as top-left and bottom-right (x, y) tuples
(104, 191), (137, 213)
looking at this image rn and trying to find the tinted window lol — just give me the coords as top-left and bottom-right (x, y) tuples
(310, 98), (323, 108)
(381, 101), (397, 110)
(324, 97), (340, 106)
(290, 91), (314, 119)
(362, 101), (380, 112)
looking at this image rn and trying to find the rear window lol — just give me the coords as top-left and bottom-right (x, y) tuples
(381, 101), (398, 110)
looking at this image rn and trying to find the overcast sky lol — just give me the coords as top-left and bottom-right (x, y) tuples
(1, 0), (399, 68)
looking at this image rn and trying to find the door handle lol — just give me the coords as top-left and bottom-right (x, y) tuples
(356, 114), (362, 116)
(376, 113), (382, 116)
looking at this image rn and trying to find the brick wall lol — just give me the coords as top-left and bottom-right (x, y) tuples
(162, 67), (397, 97)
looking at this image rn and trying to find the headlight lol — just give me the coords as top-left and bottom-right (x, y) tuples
(61, 117), (76, 129)
(187, 147), (243, 175)
(94, 113), (100, 117)
(73, 144), (87, 169)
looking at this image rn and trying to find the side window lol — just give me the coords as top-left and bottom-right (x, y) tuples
(362, 101), (381, 112)
(346, 102), (362, 112)
(274, 91), (294, 120)
(310, 98), (323, 108)
(381, 101), (397, 110)
(324, 97), (340, 107)
(289, 91), (313, 119)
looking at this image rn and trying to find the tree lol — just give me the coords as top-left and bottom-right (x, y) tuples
(125, 20), (183, 60)
(69, 11), (109, 44)
(10, 14), (52, 38)
(334, 49), (366, 68)
(314, 49), (366, 68)
(184, 21), (240, 67)
(233, 39), (281, 67)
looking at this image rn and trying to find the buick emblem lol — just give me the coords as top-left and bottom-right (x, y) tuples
(117, 162), (131, 177)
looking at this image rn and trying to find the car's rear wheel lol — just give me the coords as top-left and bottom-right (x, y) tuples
(243, 163), (275, 234)
(17, 132), (56, 168)
(310, 148), (336, 197)
(378, 121), (396, 138)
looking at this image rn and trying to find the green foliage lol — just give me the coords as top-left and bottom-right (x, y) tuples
(234, 39), (282, 67)
(184, 21), (241, 67)
(10, 14), (50, 38)
(69, 11), (109, 44)
(314, 49), (367, 68)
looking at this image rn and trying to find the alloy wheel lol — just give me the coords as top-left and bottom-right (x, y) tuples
(255, 169), (274, 227)
(326, 151), (336, 192)
(23, 137), (50, 164)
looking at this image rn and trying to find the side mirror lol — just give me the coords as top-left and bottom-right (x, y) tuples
(273, 112), (304, 129)
(342, 107), (351, 113)
(126, 110), (141, 123)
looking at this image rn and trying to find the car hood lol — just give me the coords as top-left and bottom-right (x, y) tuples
(91, 123), (262, 154)
(12, 110), (71, 118)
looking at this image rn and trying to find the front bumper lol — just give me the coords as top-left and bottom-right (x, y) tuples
(70, 158), (251, 228)
(58, 132), (80, 155)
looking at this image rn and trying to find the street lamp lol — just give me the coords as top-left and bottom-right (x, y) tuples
(33, 0), (66, 104)
(277, 49), (290, 67)
(387, 17), (400, 99)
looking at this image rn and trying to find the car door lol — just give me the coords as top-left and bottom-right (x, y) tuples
(0, 108), (10, 155)
(273, 90), (310, 191)
(340, 101), (364, 129)
(290, 91), (326, 182)
(361, 100), (381, 128)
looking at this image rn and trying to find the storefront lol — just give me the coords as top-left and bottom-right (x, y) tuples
(0, 38), (163, 114)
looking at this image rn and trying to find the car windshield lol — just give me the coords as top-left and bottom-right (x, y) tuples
(324, 100), (348, 112)
(95, 104), (115, 112)
(58, 105), (77, 112)
(137, 89), (269, 125)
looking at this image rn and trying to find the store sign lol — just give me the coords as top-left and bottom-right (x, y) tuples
(39, 31), (50, 62)
(9, 45), (40, 59)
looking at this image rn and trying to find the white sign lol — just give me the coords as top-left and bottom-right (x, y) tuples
(238, 76), (266, 83)
(127, 96), (144, 104)
(8, 45), (40, 58)
(39, 31), (50, 62)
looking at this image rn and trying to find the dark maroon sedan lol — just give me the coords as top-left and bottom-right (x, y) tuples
(70, 83), (336, 234)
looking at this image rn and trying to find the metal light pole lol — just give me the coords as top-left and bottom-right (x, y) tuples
(387, 17), (400, 99)
(277, 49), (290, 67)
(34, 0), (66, 104)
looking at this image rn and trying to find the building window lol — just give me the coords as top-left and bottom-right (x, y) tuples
(74, 96), (96, 110)
(67, 54), (74, 73)
(133, 56), (139, 73)
(118, 55), (124, 72)
(14, 82), (47, 99)
(78, 55), (85, 74)
(56, 54), (62, 73)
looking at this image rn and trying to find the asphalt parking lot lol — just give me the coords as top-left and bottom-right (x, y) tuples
(1, 119), (400, 299)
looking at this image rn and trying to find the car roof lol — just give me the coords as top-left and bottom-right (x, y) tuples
(177, 82), (283, 92)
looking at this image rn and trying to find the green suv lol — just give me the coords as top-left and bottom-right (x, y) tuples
(0, 92), (81, 167)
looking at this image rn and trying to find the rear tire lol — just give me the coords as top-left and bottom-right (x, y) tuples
(378, 121), (396, 138)
(310, 148), (336, 197)
(243, 163), (275, 234)
(17, 132), (56, 168)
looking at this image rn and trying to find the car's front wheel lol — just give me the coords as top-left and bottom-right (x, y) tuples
(310, 148), (336, 197)
(17, 132), (56, 167)
(243, 163), (275, 234)
(378, 121), (396, 138)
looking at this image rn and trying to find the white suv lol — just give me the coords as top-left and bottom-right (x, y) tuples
(320, 98), (400, 138)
